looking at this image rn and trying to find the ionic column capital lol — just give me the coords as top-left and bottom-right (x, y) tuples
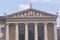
(53, 23), (57, 25)
(6, 23), (10, 26)
(43, 23), (48, 26)
(24, 23), (28, 25)
(34, 23), (38, 25)
(15, 23), (19, 25)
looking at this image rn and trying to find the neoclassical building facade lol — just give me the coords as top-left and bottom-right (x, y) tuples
(0, 8), (58, 40)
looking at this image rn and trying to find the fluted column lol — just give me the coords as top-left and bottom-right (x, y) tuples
(15, 23), (19, 40)
(25, 23), (28, 40)
(6, 24), (9, 40)
(44, 23), (48, 40)
(0, 27), (1, 33)
(35, 23), (38, 40)
(53, 23), (57, 40)
(0, 27), (3, 38)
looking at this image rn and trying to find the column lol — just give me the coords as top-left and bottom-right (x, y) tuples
(53, 23), (57, 40)
(0, 27), (2, 38)
(25, 23), (28, 40)
(15, 23), (19, 40)
(0, 27), (1, 33)
(35, 23), (38, 40)
(6, 24), (9, 40)
(44, 23), (48, 40)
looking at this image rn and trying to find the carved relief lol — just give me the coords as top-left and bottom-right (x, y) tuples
(33, 12), (35, 16)
(24, 13), (27, 16)
(6, 9), (56, 18)
(21, 13), (24, 17)
(17, 15), (19, 17)
(36, 12), (40, 16)
(11, 15), (16, 17)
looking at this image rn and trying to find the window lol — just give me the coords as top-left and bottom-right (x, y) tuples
(0, 38), (5, 40)
(38, 25), (44, 40)
(28, 24), (34, 40)
(1, 27), (5, 33)
(19, 24), (25, 40)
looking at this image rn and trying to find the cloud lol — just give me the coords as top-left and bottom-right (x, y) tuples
(41, 0), (51, 2)
(58, 11), (60, 16)
(41, 0), (60, 4)
(30, 0), (39, 2)
(30, 0), (60, 4)
(19, 4), (30, 10)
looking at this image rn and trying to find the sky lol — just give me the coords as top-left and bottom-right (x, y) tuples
(0, 0), (60, 27)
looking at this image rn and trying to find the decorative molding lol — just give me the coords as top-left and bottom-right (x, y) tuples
(53, 23), (57, 25)
(6, 9), (57, 18)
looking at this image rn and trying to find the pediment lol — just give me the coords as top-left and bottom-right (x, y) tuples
(5, 8), (57, 18)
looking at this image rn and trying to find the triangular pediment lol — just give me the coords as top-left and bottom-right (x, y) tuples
(5, 8), (57, 18)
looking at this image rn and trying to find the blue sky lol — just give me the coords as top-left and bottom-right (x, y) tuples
(0, 0), (60, 27)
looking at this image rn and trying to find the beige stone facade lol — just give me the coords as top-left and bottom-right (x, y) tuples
(0, 8), (58, 40)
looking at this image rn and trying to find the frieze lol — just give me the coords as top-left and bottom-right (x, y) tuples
(5, 8), (57, 18)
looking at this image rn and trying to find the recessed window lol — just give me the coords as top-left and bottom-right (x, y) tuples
(38, 24), (44, 40)
(0, 38), (5, 40)
(1, 27), (5, 33)
(28, 24), (34, 40)
(19, 24), (25, 40)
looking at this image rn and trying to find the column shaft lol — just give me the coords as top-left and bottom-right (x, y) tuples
(54, 23), (57, 40)
(0, 27), (1, 33)
(15, 24), (19, 40)
(6, 24), (9, 40)
(35, 23), (38, 40)
(44, 23), (48, 40)
(25, 23), (28, 40)
(0, 27), (2, 38)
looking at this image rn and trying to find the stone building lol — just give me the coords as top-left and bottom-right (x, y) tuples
(0, 8), (58, 40)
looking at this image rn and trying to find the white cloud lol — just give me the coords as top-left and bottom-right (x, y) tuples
(58, 11), (60, 16)
(41, 0), (52, 2)
(30, 0), (39, 2)
(41, 0), (60, 4)
(58, 11), (60, 13)
(30, 0), (60, 4)
(19, 4), (30, 10)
